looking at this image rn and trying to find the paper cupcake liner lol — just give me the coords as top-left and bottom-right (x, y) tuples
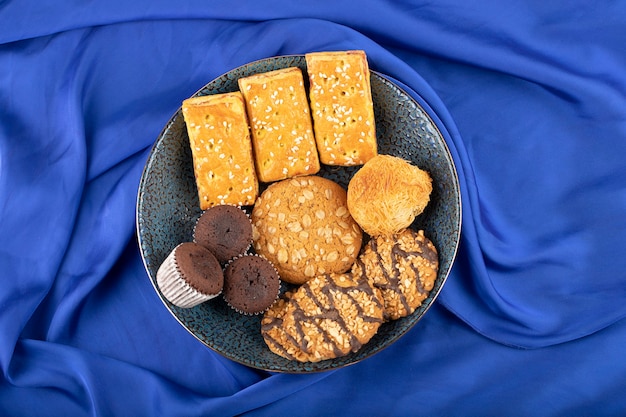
(156, 244), (221, 308)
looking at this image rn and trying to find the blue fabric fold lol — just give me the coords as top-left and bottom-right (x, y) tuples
(2, 1), (626, 415)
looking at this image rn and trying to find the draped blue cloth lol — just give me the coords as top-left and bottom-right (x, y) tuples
(2, 1), (626, 415)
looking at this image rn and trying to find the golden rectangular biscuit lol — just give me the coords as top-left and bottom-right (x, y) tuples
(305, 50), (377, 166)
(182, 92), (259, 209)
(238, 67), (320, 183)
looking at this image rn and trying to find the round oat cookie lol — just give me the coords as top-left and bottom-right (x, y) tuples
(261, 273), (384, 363)
(352, 228), (438, 321)
(251, 175), (363, 285)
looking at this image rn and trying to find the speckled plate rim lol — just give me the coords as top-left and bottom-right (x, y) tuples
(136, 54), (462, 373)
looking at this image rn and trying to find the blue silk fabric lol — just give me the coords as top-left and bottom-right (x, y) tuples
(2, 1), (626, 415)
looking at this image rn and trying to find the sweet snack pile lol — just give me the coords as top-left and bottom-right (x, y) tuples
(183, 50), (378, 210)
(347, 154), (432, 236)
(251, 175), (362, 285)
(261, 228), (438, 362)
(182, 92), (258, 209)
(156, 204), (278, 310)
(158, 50), (439, 362)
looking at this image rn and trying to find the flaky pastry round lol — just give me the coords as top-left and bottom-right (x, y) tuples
(347, 154), (432, 236)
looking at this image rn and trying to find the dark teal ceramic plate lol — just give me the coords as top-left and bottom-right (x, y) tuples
(136, 55), (461, 373)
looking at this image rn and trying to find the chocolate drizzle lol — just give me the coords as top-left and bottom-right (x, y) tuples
(368, 238), (412, 318)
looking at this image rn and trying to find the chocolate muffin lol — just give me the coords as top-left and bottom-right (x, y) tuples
(193, 204), (253, 263)
(156, 242), (224, 308)
(223, 255), (281, 315)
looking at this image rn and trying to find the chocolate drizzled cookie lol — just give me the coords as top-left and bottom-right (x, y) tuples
(353, 229), (438, 321)
(261, 273), (384, 362)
